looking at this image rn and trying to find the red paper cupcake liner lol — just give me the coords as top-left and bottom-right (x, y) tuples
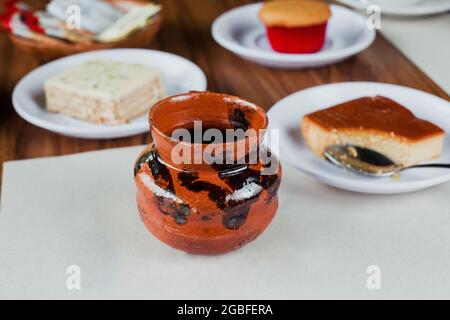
(266, 22), (328, 54)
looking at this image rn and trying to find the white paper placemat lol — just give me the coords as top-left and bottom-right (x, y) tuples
(1, 146), (450, 299)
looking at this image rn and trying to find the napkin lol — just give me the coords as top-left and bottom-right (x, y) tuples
(1, 146), (450, 299)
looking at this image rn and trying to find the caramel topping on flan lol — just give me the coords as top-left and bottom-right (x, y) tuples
(304, 96), (444, 141)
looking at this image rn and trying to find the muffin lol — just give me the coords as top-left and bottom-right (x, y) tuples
(259, 0), (331, 54)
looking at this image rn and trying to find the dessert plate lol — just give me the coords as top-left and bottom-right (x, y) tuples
(12, 49), (207, 139)
(267, 82), (450, 194)
(337, 0), (450, 16)
(211, 3), (375, 69)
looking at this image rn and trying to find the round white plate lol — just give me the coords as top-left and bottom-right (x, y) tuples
(212, 3), (375, 69)
(12, 49), (207, 139)
(337, 0), (450, 16)
(267, 82), (450, 194)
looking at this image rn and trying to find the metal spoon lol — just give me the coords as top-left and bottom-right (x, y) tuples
(324, 145), (450, 178)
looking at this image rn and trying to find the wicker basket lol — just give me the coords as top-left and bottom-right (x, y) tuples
(8, 13), (162, 64)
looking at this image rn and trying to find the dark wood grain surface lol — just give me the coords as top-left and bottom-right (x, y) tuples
(0, 0), (449, 187)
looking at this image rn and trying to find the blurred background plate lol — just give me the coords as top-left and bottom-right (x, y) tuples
(6, 2), (162, 64)
(212, 3), (375, 69)
(8, 13), (162, 64)
(12, 48), (207, 139)
(267, 82), (450, 194)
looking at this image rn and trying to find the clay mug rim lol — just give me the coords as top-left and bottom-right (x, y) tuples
(148, 91), (269, 170)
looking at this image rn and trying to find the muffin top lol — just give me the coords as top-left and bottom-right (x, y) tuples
(259, 0), (331, 28)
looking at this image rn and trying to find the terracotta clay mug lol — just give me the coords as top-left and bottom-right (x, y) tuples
(134, 91), (282, 254)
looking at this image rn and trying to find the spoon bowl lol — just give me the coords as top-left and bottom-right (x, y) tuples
(324, 145), (450, 177)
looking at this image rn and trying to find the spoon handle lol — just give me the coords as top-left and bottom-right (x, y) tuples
(403, 164), (450, 171)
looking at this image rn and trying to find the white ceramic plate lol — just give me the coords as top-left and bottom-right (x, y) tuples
(212, 3), (375, 69)
(12, 49), (207, 139)
(337, 0), (450, 16)
(267, 82), (450, 194)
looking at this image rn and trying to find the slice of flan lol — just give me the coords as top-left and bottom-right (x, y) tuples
(301, 96), (445, 166)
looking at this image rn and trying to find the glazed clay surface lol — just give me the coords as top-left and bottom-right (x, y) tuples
(134, 92), (282, 254)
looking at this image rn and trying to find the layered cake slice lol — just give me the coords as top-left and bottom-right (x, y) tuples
(301, 96), (445, 166)
(44, 58), (165, 125)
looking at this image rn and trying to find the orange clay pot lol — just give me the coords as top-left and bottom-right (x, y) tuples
(134, 92), (282, 255)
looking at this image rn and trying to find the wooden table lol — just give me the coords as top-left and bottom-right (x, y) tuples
(0, 0), (449, 187)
